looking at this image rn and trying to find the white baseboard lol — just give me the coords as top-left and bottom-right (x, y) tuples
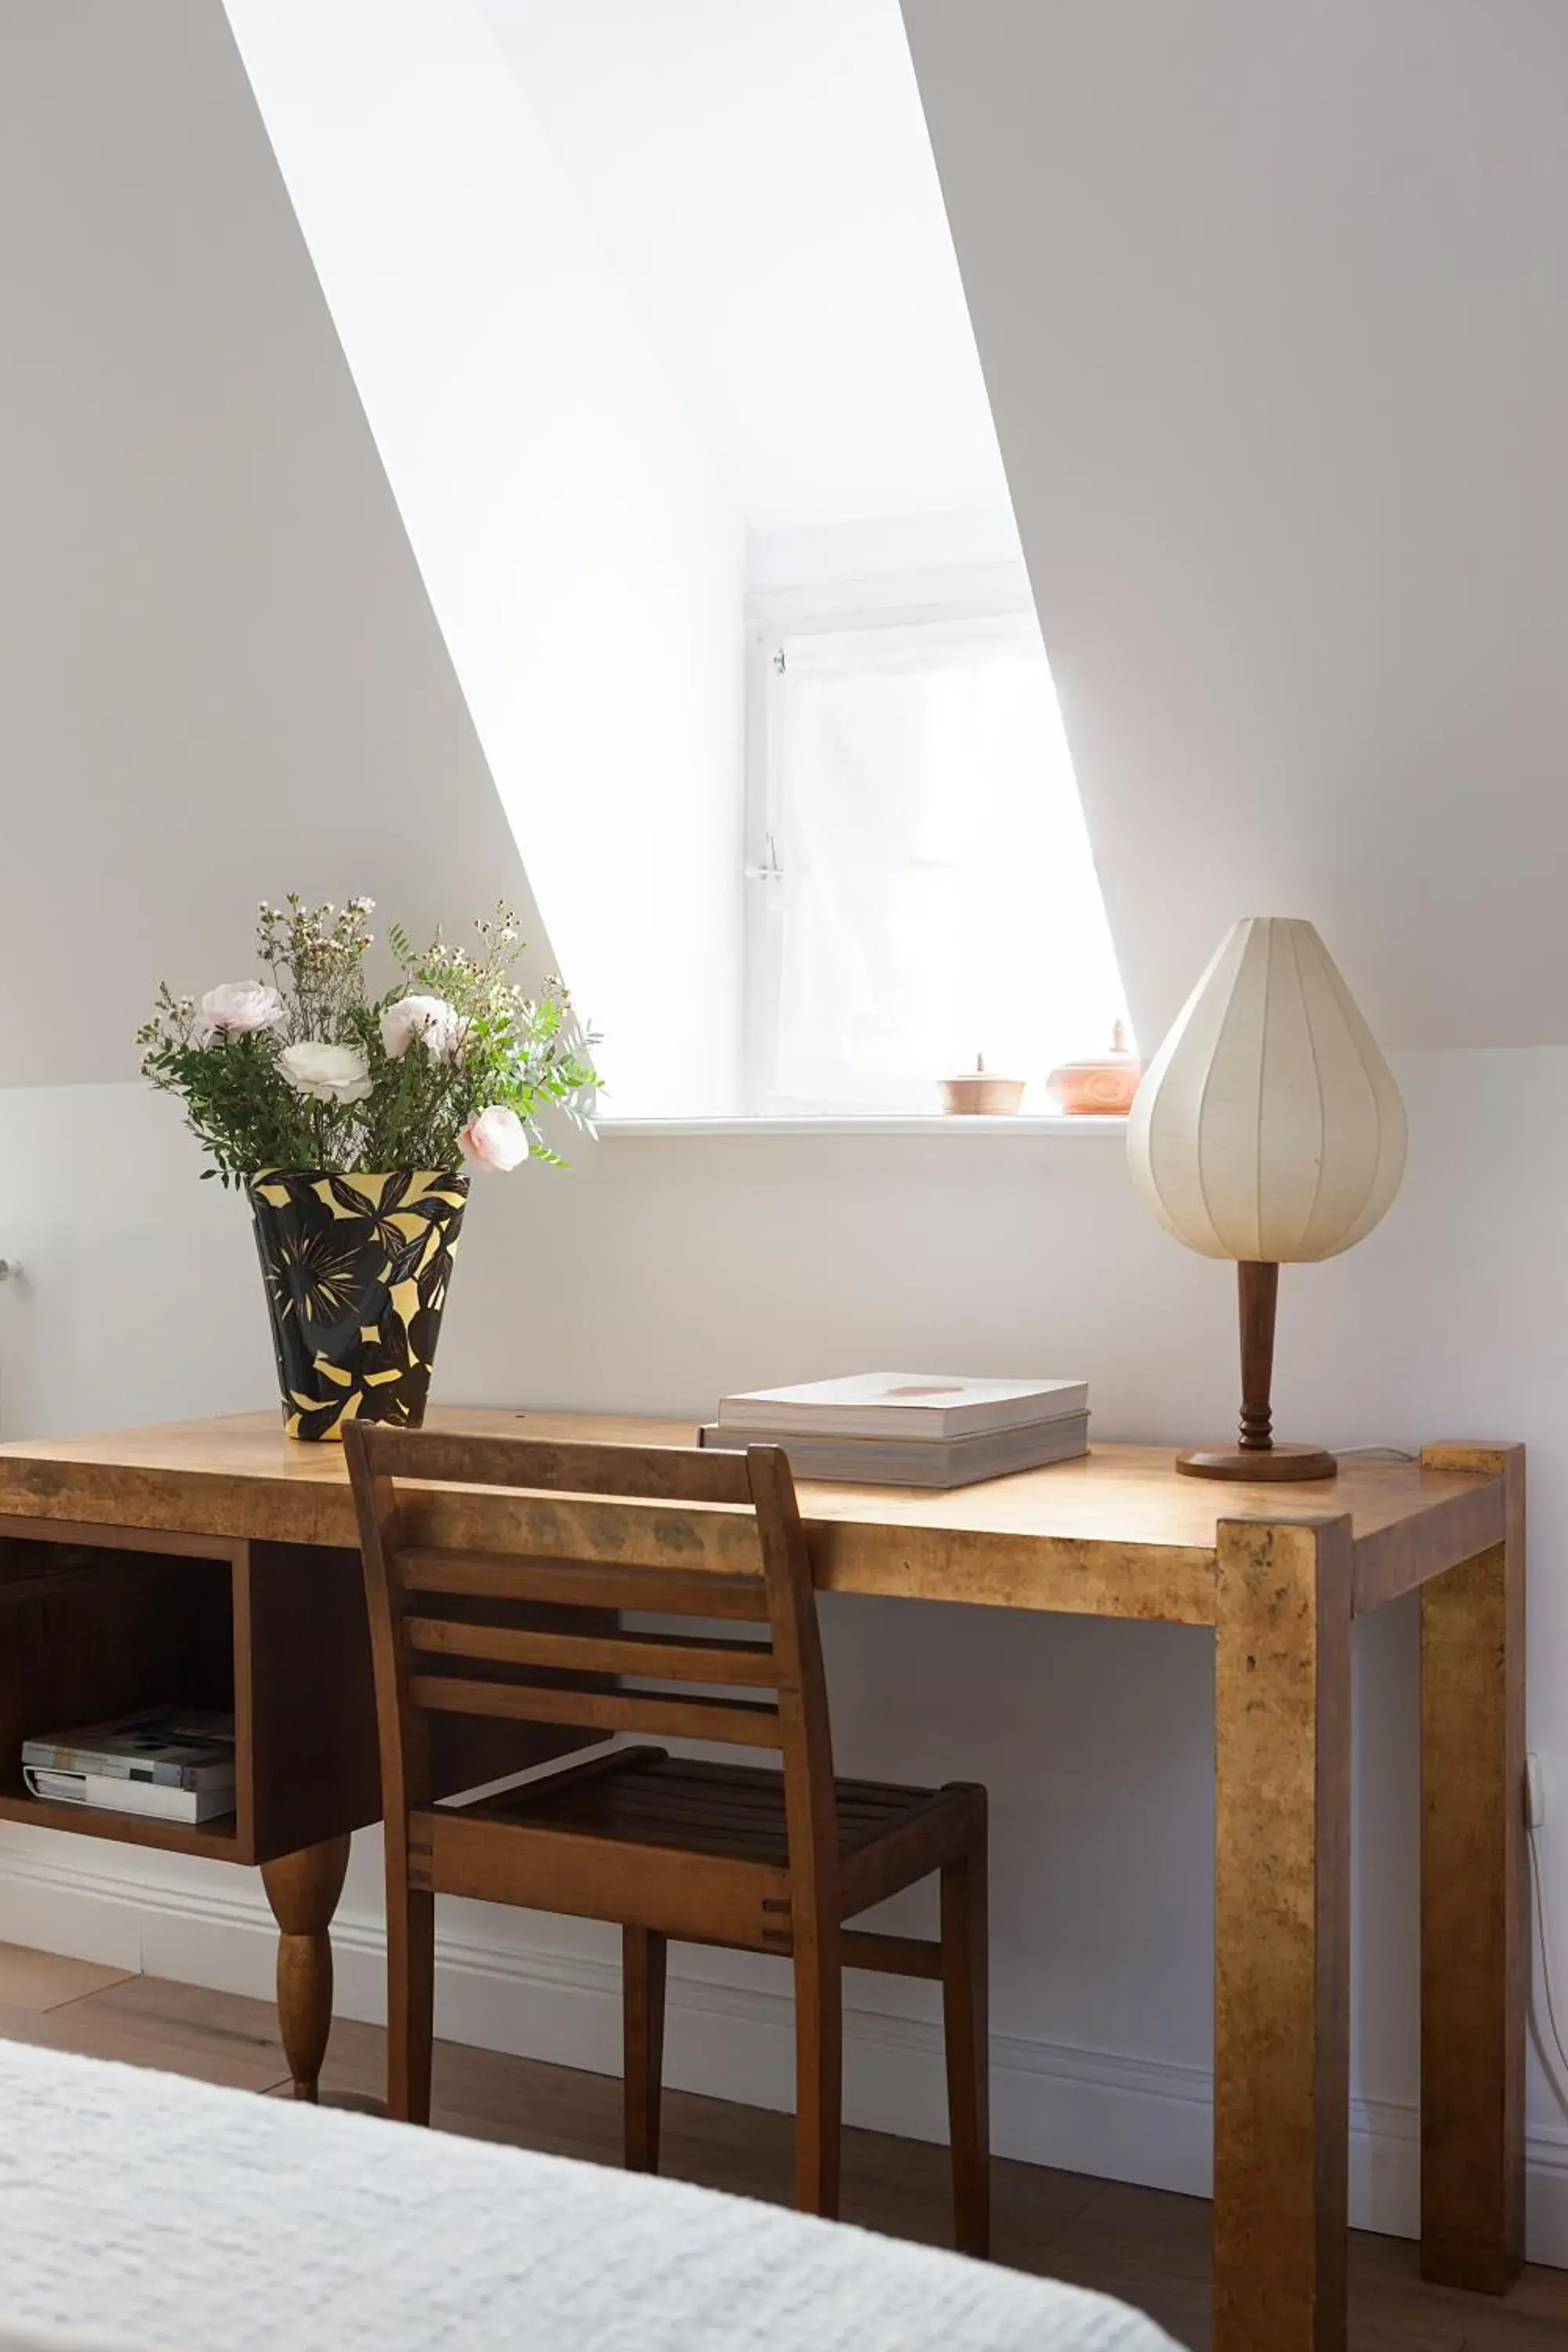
(2, 1838), (1565, 2267)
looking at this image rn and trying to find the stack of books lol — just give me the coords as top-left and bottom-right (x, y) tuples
(21, 1707), (237, 1824)
(699, 1373), (1090, 1489)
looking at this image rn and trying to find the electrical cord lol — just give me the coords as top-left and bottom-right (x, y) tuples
(1528, 1819), (1568, 2105)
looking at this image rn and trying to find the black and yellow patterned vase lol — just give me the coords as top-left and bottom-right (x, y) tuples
(247, 1169), (469, 1442)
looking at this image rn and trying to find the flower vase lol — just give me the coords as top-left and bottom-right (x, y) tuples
(247, 1169), (469, 1441)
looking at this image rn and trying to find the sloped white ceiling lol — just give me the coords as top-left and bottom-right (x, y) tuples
(902, 0), (1568, 1049)
(0, 1), (546, 1088)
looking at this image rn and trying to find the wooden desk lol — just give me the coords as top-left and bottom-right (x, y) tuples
(0, 1410), (1523, 2352)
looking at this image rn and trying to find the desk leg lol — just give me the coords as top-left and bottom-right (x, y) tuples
(1417, 1443), (1526, 2292)
(1214, 1515), (1352, 2352)
(262, 1834), (352, 2102)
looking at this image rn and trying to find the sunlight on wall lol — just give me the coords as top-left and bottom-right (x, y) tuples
(226, 0), (746, 1116)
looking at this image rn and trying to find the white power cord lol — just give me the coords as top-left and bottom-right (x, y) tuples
(1528, 1817), (1568, 2109)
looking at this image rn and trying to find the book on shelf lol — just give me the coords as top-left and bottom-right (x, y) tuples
(714, 1372), (1088, 1443)
(699, 1409), (1090, 1489)
(20, 1706), (236, 1794)
(22, 1766), (233, 1825)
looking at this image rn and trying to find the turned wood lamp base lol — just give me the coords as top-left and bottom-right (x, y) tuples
(1174, 1261), (1338, 1483)
(1177, 1439), (1338, 1483)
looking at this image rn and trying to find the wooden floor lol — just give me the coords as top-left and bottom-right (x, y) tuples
(2, 1944), (1565, 2350)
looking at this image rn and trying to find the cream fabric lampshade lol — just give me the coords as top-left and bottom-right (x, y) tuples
(1127, 917), (1406, 1262)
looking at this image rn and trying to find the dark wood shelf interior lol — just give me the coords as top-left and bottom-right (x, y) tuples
(0, 1534), (243, 1862)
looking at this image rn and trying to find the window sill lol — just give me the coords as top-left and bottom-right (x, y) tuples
(592, 1113), (1130, 1139)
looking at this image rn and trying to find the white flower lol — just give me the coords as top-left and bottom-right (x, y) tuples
(278, 1040), (372, 1105)
(379, 993), (464, 1063)
(459, 1104), (530, 1172)
(194, 981), (283, 1044)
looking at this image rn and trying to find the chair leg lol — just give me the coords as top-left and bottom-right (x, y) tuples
(793, 1928), (844, 2220)
(387, 1861), (434, 2128)
(941, 1830), (991, 2258)
(623, 1926), (667, 2172)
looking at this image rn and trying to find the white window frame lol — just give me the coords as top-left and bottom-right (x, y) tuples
(742, 559), (1040, 1115)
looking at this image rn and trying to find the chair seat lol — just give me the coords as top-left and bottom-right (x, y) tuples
(417, 1751), (978, 1941)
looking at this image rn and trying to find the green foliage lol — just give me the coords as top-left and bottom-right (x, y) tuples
(139, 895), (600, 1185)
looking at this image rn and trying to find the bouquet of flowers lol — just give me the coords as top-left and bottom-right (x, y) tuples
(139, 895), (598, 1182)
(140, 897), (600, 1439)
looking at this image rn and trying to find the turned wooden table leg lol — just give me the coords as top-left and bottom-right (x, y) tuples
(1214, 1515), (1353, 2352)
(1417, 1443), (1526, 2293)
(261, 1833), (352, 2102)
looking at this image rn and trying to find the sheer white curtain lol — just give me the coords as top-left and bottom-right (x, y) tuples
(763, 613), (1127, 1111)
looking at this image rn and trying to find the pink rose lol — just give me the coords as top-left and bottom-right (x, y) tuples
(194, 981), (283, 1044)
(459, 1104), (530, 1172)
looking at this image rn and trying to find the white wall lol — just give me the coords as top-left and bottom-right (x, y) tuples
(902, 0), (1568, 1053)
(746, 507), (1023, 596)
(5, 1052), (1568, 2259)
(224, 0), (748, 1116)
(0, 0), (547, 1091)
(0, 1091), (270, 1442)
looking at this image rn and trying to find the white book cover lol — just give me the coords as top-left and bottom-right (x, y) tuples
(23, 1766), (232, 1824)
(716, 1372), (1089, 1441)
(700, 1414), (1090, 1487)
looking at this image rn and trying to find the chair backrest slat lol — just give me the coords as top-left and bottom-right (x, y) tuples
(397, 1548), (770, 1621)
(350, 1425), (753, 1506)
(406, 1673), (785, 1749)
(403, 1617), (781, 1687)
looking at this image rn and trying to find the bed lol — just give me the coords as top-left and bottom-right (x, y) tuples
(0, 2038), (1177, 2350)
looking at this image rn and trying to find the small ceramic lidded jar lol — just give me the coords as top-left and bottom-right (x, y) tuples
(1046, 1022), (1141, 1116)
(938, 1054), (1026, 1115)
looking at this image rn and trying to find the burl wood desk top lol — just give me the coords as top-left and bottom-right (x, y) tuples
(0, 1408), (1503, 1625)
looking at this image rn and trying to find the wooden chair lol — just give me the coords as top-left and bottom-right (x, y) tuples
(344, 1423), (990, 2254)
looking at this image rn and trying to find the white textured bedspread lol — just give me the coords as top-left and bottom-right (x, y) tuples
(0, 2038), (1177, 2352)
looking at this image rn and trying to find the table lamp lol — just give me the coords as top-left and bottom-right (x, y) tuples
(1127, 916), (1406, 1480)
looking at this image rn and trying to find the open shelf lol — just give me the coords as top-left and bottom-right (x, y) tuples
(0, 1533), (247, 1861)
(0, 1786), (240, 1862)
